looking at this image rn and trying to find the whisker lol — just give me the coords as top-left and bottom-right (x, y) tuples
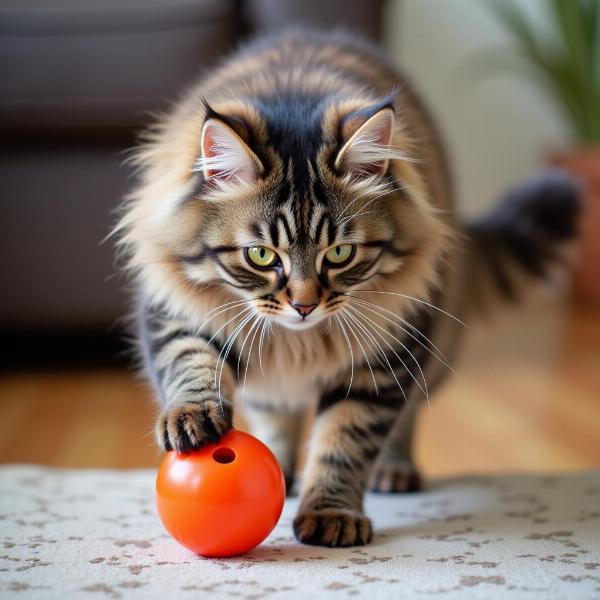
(214, 313), (250, 389)
(210, 307), (254, 413)
(201, 297), (249, 319)
(336, 189), (393, 227)
(348, 303), (428, 398)
(206, 305), (254, 346)
(335, 315), (354, 397)
(337, 210), (377, 226)
(241, 316), (264, 403)
(335, 183), (385, 224)
(215, 311), (255, 406)
(346, 290), (467, 327)
(337, 186), (404, 227)
(347, 304), (428, 400)
(400, 318), (454, 371)
(345, 310), (390, 371)
(338, 310), (378, 394)
(337, 183), (414, 226)
(347, 296), (455, 374)
(335, 182), (398, 224)
(236, 314), (262, 378)
(347, 307), (408, 403)
(258, 316), (268, 377)
(194, 299), (249, 336)
(210, 307), (252, 384)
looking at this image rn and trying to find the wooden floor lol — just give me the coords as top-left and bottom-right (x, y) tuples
(1, 297), (598, 477)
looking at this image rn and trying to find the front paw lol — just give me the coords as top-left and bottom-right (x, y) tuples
(368, 460), (422, 493)
(293, 509), (372, 547)
(156, 398), (232, 453)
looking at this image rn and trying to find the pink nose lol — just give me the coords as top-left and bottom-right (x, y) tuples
(290, 301), (318, 317)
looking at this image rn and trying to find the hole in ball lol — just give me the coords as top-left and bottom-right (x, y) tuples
(212, 447), (236, 464)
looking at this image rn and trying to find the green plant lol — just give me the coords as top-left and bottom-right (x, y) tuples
(482, 0), (600, 141)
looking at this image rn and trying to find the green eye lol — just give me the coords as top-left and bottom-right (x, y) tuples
(246, 246), (278, 268)
(324, 244), (354, 266)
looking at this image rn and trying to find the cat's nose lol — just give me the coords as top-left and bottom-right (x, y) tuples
(286, 278), (321, 317)
(290, 301), (318, 317)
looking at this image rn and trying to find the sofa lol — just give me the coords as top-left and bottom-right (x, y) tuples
(0, 0), (385, 364)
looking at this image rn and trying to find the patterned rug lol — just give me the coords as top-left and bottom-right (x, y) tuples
(1, 466), (599, 599)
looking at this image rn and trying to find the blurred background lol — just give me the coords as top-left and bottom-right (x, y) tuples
(0, 0), (598, 476)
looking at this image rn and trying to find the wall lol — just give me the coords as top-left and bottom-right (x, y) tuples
(384, 0), (572, 219)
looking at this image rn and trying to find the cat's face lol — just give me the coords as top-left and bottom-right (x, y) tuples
(181, 166), (413, 331)
(126, 96), (448, 331)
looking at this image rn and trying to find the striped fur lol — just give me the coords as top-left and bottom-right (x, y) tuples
(463, 171), (581, 311)
(116, 29), (579, 548)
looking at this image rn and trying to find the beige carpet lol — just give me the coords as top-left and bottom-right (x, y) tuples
(1, 466), (599, 599)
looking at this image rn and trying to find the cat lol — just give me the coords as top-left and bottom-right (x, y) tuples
(116, 29), (579, 547)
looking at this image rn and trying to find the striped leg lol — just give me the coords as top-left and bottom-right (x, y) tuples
(368, 399), (422, 493)
(139, 303), (234, 452)
(243, 401), (304, 494)
(293, 385), (401, 547)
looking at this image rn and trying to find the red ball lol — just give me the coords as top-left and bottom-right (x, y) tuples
(155, 430), (285, 557)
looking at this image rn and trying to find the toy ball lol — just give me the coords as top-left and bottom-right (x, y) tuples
(155, 429), (285, 557)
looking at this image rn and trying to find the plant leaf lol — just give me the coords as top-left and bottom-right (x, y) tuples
(482, 0), (600, 140)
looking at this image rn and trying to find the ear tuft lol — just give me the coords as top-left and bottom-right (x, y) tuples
(335, 107), (396, 177)
(199, 118), (263, 184)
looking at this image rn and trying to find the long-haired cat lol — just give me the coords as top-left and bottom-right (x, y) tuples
(116, 29), (579, 547)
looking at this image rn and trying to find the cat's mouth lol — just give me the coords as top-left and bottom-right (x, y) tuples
(277, 311), (324, 331)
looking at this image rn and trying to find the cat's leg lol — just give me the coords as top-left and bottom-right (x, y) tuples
(139, 303), (234, 452)
(293, 382), (403, 547)
(368, 399), (422, 493)
(243, 401), (304, 493)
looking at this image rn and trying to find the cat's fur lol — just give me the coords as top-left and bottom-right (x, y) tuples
(116, 29), (579, 547)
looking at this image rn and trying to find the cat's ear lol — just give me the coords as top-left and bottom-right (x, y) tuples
(199, 115), (263, 184)
(334, 103), (396, 177)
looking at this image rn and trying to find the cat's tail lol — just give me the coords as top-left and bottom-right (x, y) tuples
(460, 171), (581, 313)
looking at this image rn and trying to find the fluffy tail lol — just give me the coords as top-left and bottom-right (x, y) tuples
(462, 171), (581, 311)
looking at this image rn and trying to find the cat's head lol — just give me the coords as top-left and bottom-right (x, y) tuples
(120, 94), (450, 331)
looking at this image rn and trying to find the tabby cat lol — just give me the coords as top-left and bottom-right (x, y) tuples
(116, 29), (579, 547)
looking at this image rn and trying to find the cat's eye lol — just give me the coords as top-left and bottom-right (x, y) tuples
(245, 246), (279, 268)
(323, 244), (355, 267)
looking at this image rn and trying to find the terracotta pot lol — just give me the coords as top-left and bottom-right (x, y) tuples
(551, 146), (600, 305)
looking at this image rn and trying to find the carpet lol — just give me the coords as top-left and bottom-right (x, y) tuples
(1, 466), (599, 599)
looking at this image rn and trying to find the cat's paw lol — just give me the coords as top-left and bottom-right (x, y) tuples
(368, 461), (422, 493)
(156, 398), (232, 453)
(293, 509), (372, 547)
